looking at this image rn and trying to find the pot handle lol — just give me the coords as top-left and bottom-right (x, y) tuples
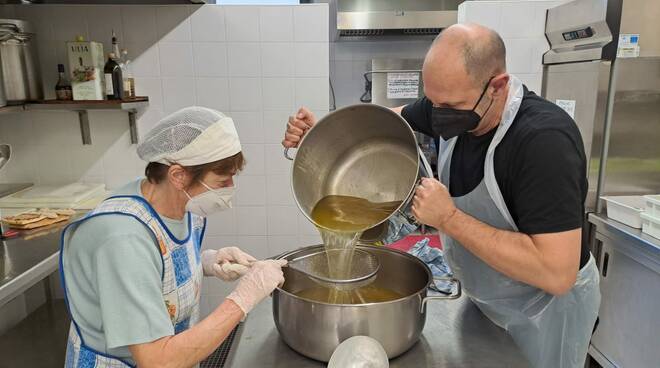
(421, 276), (461, 313)
(284, 147), (295, 161)
(418, 147), (434, 179)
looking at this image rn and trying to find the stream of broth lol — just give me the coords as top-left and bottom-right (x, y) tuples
(303, 195), (401, 303)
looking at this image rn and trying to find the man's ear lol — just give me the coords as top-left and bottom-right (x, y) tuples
(490, 73), (510, 98)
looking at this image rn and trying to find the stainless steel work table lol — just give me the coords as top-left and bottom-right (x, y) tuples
(587, 213), (660, 368)
(0, 226), (67, 307)
(225, 296), (530, 367)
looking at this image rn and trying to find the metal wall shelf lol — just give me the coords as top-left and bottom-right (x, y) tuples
(0, 98), (149, 145)
(0, 105), (25, 114)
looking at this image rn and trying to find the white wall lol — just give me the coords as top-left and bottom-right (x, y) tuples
(0, 3), (328, 315)
(330, 39), (432, 108)
(459, 0), (570, 93)
(329, 0), (570, 109)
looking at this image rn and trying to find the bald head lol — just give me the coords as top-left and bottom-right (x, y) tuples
(425, 24), (506, 87)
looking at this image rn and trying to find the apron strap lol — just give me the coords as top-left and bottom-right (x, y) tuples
(483, 76), (525, 231)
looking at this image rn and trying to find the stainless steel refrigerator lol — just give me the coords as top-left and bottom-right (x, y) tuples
(542, 1), (660, 367)
(542, 0), (660, 211)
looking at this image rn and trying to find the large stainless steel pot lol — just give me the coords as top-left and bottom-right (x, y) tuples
(0, 19), (43, 102)
(273, 245), (461, 362)
(284, 104), (433, 231)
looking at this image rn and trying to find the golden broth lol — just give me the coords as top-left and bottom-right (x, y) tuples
(295, 285), (403, 304)
(307, 195), (402, 303)
(311, 195), (402, 233)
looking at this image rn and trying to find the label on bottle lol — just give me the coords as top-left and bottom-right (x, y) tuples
(123, 79), (132, 98)
(104, 73), (114, 95)
(56, 89), (73, 101)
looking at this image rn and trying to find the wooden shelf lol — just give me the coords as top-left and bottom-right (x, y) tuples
(24, 97), (149, 111)
(0, 105), (26, 114)
(1, 97), (149, 145)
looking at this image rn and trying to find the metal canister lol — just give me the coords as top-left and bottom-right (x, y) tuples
(0, 19), (43, 102)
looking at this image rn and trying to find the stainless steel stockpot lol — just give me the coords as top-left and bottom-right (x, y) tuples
(284, 104), (433, 232)
(273, 244), (461, 362)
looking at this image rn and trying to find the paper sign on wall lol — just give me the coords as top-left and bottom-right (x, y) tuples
(617, 34), (640, 58)
(555, 99), (576, 119)
(387, 72), (420, 99)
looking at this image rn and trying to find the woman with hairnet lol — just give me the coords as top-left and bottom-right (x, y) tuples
(60, 107), (287, 368)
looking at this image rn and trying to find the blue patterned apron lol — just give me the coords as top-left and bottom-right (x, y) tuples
(60, 195), (207, 367)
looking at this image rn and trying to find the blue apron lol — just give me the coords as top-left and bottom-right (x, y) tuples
(438, 76), (601, 368)
(60, 195), (206, 367)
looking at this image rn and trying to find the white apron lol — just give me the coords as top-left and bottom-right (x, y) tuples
(438, 76), (601, 368)
(60, 195), (206, 367)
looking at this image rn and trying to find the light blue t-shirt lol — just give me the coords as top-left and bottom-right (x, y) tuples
(63, 179), (190, 364)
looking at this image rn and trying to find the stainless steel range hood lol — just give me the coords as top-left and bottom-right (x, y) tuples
(334, 0), (461, 38)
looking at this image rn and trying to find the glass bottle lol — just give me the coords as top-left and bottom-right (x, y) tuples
(55, 64), (73, 101)
(103, 53), (124, 100)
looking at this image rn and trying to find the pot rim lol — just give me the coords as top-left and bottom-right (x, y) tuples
(274, 244), (434, 307)
(288, 103), (421, 232)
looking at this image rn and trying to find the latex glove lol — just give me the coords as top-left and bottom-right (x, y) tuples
(282, 106), (316, 148)
(201, 247), (257, 281)
(226, 259), (288, 315)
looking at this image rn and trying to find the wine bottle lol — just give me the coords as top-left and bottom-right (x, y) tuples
(104, 53), (124, 100)
(55, 64), (73, 101)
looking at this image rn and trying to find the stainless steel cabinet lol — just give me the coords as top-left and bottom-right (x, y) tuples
(589, 230), (660, 368)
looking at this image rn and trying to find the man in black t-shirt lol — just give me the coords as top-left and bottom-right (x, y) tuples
(282, 24), (600, 368)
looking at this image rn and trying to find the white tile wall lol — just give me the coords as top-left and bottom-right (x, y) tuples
(162, 77), (197, 113)
(156, 5), (192, 42)
(262, 77), (295, 111)
(293, 5), (328, 42)
(261, 43), (295, 77)
(459, 0), (569, 94)
(236, 235), (269, 260)
(192, 43), (228, 77)
(224, 6), (260, 42)
(263, 110), (291, 143)
(295, 77), (329, 110)
(259, 6), (294, 42)
(159, 42), (195, 77)
(240, 144), (265, 176)
(227, 43), (262, 77)
(235, 175), (267, 206)
(267, 206), (298, 236)
(194, 77), (230, 111)
(122, 6), (159, 44)
(329, 39), (433, 108)
(229, 77), (262, 111)
(190, 5), (226, 42)
(0, 4), (329, 312)
(237, 206), (267, 236)
(294, 43), (329, 77)
(231, 111), (264, 144)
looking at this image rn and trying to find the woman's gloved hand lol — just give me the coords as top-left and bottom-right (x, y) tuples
(226, 259), (288, 315)
(201, 247), (257, 281)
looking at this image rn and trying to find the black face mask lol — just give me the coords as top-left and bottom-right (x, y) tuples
(431, 77), (494, 140)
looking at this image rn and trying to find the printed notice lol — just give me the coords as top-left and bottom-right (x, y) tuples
(387, 72), (420, 99)
(555, 99), (576, 119)
(617, 34), (640, 58)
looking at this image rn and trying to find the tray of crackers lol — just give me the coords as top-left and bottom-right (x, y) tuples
(2, 208), (76, 230)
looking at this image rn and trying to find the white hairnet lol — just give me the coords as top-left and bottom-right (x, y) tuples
(137, 106), (242, 166)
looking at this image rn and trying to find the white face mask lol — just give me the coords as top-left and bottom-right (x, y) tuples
(184, 180), (235, 217)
